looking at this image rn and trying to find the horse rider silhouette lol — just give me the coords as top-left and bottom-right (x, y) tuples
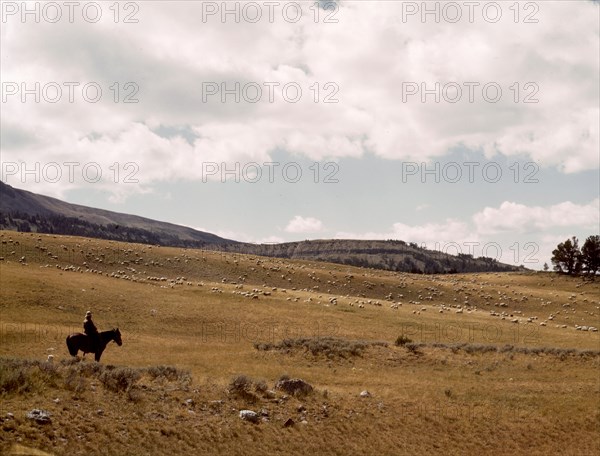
(83, 310), (100, 353)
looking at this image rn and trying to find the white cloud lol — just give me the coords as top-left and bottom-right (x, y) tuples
(1, 1), (598, 201)
(334, 199), (599, 268)
(335, 199), (599, 245)
(473, 199), (600, 235)
(284, 216), (324, 234)
(191, 227), (284, 244)
(1, 1), (596, 272)
(335, 218), (476, 247)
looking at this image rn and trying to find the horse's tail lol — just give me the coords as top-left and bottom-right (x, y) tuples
(66, 335), (78, 356)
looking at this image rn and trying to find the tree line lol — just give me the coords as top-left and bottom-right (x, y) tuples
(549, 235), (600, 276)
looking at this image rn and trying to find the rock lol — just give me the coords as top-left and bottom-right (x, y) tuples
(26, 409), (51, 424)
(297, 404), (306, 413)
(275, 378), (314, 396)
(239, 410), (260, 423)
(283, 418), (295, 427)
(185, 399), (194, 407)
(96, 409), (104, 415)
(360, 390), (372, 398)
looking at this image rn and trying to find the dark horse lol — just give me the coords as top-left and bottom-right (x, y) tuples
(66, 328), (122, 362)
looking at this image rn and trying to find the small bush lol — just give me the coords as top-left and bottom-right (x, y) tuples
(100, 367), (141, 393)
(254, 380), (268, 394)
(0, 359), (60, 395)
(395, 335), (412, 346)
(228, 375), (259, 403)
(464, 344), (497, 355)
(74, 361), (105, 378)
(60, 358), (80, 367)
(405, 343), (424, 355)
(275, 377), (314, 397)
(64, 369), (87, 394)
(146, 365), (191, 383)
(229, 375), (252, 393)
(255, 337), (388, 359)
(0, 365), (32, 394)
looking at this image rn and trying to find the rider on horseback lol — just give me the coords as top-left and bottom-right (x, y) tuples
(83, 311), (100, 352)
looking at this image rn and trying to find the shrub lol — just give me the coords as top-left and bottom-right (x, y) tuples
(0, 364), (32, 394)
(255, 337), (388, 359)
(254, 380), (268, 394)
(275, 377), (314, 397)
(395, 335), (412, 346)
(405, 343), (424, 355)
(0, 359), (60, 395)
(228, 375), (258, 403)
(146, 365), (191, 383)
(64, 369), (87, 393)
(464, 344), (497, 354)
(99, 367), (141, 393)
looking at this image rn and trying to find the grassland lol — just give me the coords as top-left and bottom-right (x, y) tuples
(0, 230), (599, 455)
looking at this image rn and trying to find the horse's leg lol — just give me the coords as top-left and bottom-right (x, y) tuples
(66, 336), (79, 357)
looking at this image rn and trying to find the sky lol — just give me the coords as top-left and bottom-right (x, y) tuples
(1, 0), (599, 269)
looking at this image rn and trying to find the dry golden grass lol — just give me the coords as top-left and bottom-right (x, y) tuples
(1, 230), (599, 455)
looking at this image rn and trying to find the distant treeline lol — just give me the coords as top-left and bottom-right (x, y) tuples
(0, 211), (212, 249)
(205, 240), (522, 274)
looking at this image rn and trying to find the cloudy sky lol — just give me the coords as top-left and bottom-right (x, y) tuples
(1, 0), (598, 268)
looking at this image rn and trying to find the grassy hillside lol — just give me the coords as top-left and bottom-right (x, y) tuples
(0, 230), (598, 455)
(0, 181), (234, 246)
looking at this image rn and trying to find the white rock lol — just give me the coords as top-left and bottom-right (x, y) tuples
(239, 410), (259, 423)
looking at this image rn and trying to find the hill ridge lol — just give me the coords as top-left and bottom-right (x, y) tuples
(0, 181), (522, 274)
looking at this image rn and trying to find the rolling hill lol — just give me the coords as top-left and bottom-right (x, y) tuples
(0, 230), (598, 455)
(0, 181), (234, 247)
(0, 181), (523, 274)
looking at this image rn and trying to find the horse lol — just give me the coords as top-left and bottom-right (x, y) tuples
(66, 328), (122, 362)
